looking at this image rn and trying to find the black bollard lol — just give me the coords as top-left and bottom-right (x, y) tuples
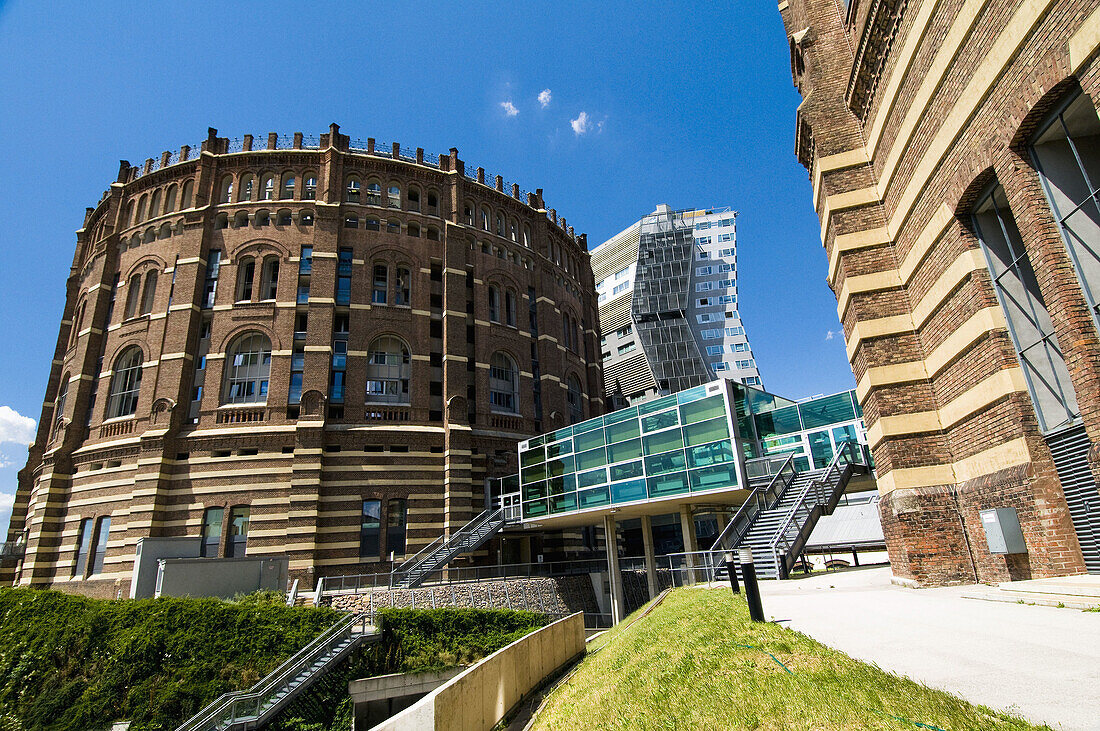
(739, 548), (765, 622)
(723, 551), (740, 594)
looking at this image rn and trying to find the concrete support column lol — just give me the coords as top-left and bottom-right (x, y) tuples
(680, 505), (698, 585)
(604, 514), (624, 625)
(641, 514), (659, 600)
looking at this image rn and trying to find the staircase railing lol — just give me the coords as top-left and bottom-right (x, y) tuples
(177, 612), (372, 731)
(390, 508), (505, 588)
(766, 442), (864, 579)
(703, 453), (797, 579)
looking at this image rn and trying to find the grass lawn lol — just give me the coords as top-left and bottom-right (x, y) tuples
(532, 587), (1048, 731)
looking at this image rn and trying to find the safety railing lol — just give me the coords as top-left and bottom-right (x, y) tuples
(0, 541), (25, 561)
(766, 442), (863, 578)
(706, 453), (796, 569)
(390, 508), (505, 588)
(177, 612), (372, 731)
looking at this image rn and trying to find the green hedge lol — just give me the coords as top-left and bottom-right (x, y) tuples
(0, 588), (340, 731)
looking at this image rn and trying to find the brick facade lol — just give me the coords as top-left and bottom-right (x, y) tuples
(3, 126), (605, 596)
(779, 0), (1100, 584)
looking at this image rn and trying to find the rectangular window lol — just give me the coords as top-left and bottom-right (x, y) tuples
(706, 345), (724, 356)
(298, 246), (313, 275)
(711, 362), (729, 372)
(227, 506), (249, 557)
(90, 515), (111, 575)
(201, 251), (221, 309)
(396, 267), (411, 306)
(372, 265), (388, 304)
(336, 248), (353, 305)
(386, 498), (407, 557)
(615, 325), (632, 338)
(505, 290), (517, 326)
(695, 282), (712, 292)
(617, 341), (636, 355)
(695, 266), (713, 276)
(701, 329), (721, 339)
(73, 517), (93, 577)
(360, 499), (381, 559)
(612, 281), (629, 295)
(201, 507), (223, 557)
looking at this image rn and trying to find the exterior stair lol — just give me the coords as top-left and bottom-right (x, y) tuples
(708, 441), (869, 580)
(176, 613), (378, 731)
(390, 508), (507, 589)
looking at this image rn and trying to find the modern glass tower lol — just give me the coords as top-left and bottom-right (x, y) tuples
(592, 204), (761, 407)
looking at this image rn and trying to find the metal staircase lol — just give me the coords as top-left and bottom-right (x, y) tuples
(708, 442), (869, 580)
(176, 613), (378, 731)
(390, 508), (508, 589)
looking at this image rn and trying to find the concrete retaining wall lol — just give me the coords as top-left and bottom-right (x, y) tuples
(371, 612), (585, 731)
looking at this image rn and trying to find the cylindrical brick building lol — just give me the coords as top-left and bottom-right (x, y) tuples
(4, 125), (604, 597)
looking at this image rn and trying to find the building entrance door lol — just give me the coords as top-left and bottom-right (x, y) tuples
(1045, 424), (1100, 573)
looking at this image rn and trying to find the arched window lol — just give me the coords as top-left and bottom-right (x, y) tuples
(407, 186), (421, 212)
(366, 181), (382, 205)
(223, 332), (271, 404)
(125, 201), (135, 228)
(164, 184), (178, 213)
(215, 212), (229, 229)
(522, 225), (531, 248)
(496, 213), (505, 237)
(505, 289), (517, 327)
(346, 177), (362, 203)
(181, 180), (194, 209)
(464, 202), (474, 226)
(303, 173), (317, 200)
(345, 214), (359, 229)
(489, 352), (519, 413)
(69, 302), (86, 347)
(561, 313), (571, 350)
(260, 174), (275, 201)
(280, 173), (295, 199)
(365, 217), (380, 231)
(54, 374), (69, 433)
(238, 174), (255, 202)
(227, 505), (249, 557)
(106, 346), (143, 418)
(234, 210), (249, 228)
(149, 189), (161, 219)
(158, 222), (172, 240)
(136, 194), (148, 223)
(407, 222), (421, 238)
(372, 264), (388, 304)
(218, 176), (233, 204)
(235, 257), (255, 301)
(130, 233), (141, 250)
(509, 219), (518, 242)
(140, 270), (157, 314)
(300, 210), (315, 226)
(567, 375), (583, 424)
(426, 191), (439, 215)
(143, 227), (156, 244)
(488, 286), (500, 322)
(366, 336), (410, 404)
(261, 256), (279, 300)
(426, 226), (440, 241)
(386, 219), (401, 234)
(277, 209), (292, 226)
(480, 207), (491, 231)
(124, 274), (141, 319)
(395, 266), (411, 306)
(255, 209), (271, 226)
(387, 184), (401, 209)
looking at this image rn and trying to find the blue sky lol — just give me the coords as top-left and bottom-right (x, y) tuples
(0, 1), (854, 528)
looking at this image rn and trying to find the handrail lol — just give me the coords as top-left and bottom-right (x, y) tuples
(177, 612), (370, 731)
(766, 442), (862, 577)
(708, 452), (795, 554)
(390, 509), (504, 587)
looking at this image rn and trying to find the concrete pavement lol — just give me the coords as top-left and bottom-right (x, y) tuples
(742, 567), (1100, 730)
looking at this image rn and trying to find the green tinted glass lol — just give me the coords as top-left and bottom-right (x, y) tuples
(546, 439), (573, 458)
(638, 394), (678, 415)
(522, 480), (547, 500)
(576, 447), (607, 471)
(755, 404), (802, 438)
(689, 464), (737, 491)
(605, 419), (640, 443)
(572, 417), (605, 435)
(676, 384), (710, 404)
(577, 467), (608, 488)
(679, 394), (725, 424)
(550, 492), (577, 513)
(546, 455), (575, 478)
(612, 478), (647, 503)
(609, 460), (644, 482)
(573, 427), (606, 452)
(520, 447), (545, 468)
(578, 486), (610, 509)
(552, 426), (573, 441)
(683, 417), (730, 447)
(645, 450), (686, 476)
(523, 499), (548, 518)
(641, 409), (679, 433)
(799, 392), (856, 429)
(808, 429), (833, 467)
(643, 428), (684, 455)
(686, 440), (734, 468)
(647, 472), (690, 497)
(521, 462), (547, 485)
(607, 438), (643, 463)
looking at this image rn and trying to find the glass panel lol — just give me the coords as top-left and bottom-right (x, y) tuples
(578, 486), (610, 509)
(798, 392), (857, 429)
(577, 467), (608, 488)
(675, 384), (710, 404)
(679, 394), (726, 424)
(522, 480), (547, 500)
(552, 426), (574, 441)
(607, 438), (643, 464)
(521, 462), (546, 485)
(611, 478), (647, 503)
(641, 409), (679, 433)
(359, 500), (380, 559)
(574, 427), (605, 453)
(523, 499), (549, 518)
(682, 417), (730, 447)
(832, 424), (859, 450)
(647, 472), (690, 497)
(605, 419), (640, 444)
(808, 430), (834, 468)
(576, 447), (608, 471)
(546, 439), (573, 458)
(686, 440), (734, 468)
(638, 393), (678, 415)
(754, 404), (803, 438)
(795, 455), (811, 471)
(609, 460), (644, 482)
(642, 428), (683, 455)
(571, 417), (605, 435)
(645, 450), (686, 476)
(546, 455), (574, 478)
(550, 493), (577, 513)
(689, 464), (738, 492)
(602, 405), (638, 424)
(520, 446), (545, 468)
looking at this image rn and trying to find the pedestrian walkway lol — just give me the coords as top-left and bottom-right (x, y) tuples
(749, 567), (1100, 731)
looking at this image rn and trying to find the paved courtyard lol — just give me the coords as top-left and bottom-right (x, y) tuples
(746, 567), (1100, 730)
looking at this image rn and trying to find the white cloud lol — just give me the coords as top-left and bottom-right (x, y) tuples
(0, 454), (12, 469)
(0, 493), (12, 514)
(538, 89), (552, 108)
(500, 101), (519, 117)
(570, 111), (590, 135)
(825, 330), (836, 341)
(0, 406), (35, 446)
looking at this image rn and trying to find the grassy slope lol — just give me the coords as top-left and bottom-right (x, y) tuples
(534, 587), (1049, 731)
